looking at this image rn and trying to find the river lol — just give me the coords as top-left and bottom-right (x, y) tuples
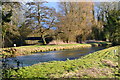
(1, 46), (106, 67)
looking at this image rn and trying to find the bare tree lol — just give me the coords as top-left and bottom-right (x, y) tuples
(56, 2), (94, 43)
(25, 1), (57, 44)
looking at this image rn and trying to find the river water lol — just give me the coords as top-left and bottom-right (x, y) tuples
(1, 47), (106, 67)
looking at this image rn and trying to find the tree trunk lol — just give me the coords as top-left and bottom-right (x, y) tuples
(41, 35), (47, 45)
(2, 35), (5, 48)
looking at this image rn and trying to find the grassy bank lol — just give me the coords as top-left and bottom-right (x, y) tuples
(1, 44), (92, 57)
(89, 42), (112, 47)
(1, 41), (112, 57)
(6, 46), (119, 78)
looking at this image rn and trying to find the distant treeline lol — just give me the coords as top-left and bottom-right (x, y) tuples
(1, 1), (120, 47)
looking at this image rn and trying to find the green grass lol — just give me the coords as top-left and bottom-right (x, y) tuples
(90, 42), (112, 47)
(1, 41), (112, 57)
(1, 44), (92, 57)
(18, 43), (89, 47)
(5, 46), (119, 78)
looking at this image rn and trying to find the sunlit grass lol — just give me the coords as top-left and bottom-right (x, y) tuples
(6, 46), (119, 78)
(1, 42), (112, 57)
(1, 44), (92, 57)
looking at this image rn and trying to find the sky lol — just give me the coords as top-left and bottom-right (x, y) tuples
(2, 0), (120, 2)
(45, 0), (119, 2)
(43, 0), (119, 12)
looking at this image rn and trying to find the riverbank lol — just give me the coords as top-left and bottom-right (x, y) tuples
(86, 40), (112, 47)
(1, 41), (112, 57)
(6, 46), (119, 78)
(1, 44), (92, 57)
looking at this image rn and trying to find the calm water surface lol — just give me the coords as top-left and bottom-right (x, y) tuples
(3, 47), (106, 67)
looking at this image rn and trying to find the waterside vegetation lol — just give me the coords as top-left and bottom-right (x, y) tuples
(1, 41), (112, 57)
(5, 46), (119, 78)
